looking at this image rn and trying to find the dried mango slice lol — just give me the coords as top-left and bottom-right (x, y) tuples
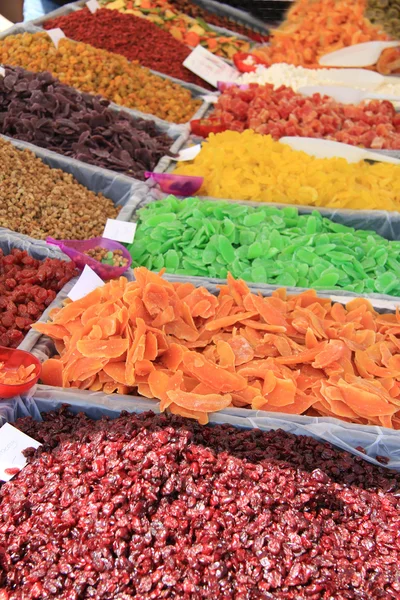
(77, 338), (128, 359)
(166, 389), (232, 413)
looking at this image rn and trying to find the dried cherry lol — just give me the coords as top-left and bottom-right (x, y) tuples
(0, 249), (77, 347)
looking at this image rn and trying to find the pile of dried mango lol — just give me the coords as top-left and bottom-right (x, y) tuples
(34, 267), (400, 429)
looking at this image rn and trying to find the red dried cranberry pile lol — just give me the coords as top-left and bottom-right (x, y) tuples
(0, 249), (77, 348)
(1, 408), (399, 599)
(209, 83), (400, 149)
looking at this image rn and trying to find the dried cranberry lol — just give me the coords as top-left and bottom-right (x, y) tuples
(0, 409), (399, 599)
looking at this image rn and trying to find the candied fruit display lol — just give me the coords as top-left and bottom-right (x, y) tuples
(34, 267), (400, 428)
(0, 248), (78, 348)
(0, 408), (399, 599)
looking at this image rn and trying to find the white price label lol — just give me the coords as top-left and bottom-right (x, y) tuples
(0, 66), (5, 78)
(0, 423), (41, 482)
(183, 45), (239, 88)
(86, 0), (100, 13)
(177, 145), (202, 162)
(103, 219), (137, 244)
(68, 265), (105, 301)
(46, 28), (66, 49)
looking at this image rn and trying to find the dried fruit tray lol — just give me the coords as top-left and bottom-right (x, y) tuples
(141, 183), (400, 241)
(0, 229), (80, 352)
(1, 135), (149, 224)
(21, 275), (400, 470)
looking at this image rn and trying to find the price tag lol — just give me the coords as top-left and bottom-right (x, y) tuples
(46, 28), (66, 49)
(103, 219), (137, 244)
(0, 66), (5, 78)
(86, 0), (100, 13)
(68, 265), (105, 301)
(177, 145), (202, 161)
(183, 45), (239, 88)
(0, 423), (41, 482)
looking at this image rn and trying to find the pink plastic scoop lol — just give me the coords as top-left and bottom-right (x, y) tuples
(145, 172), (203, 196)
(46, 236), (132, 280)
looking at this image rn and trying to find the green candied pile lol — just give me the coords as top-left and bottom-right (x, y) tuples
(127, 196), (400, 295)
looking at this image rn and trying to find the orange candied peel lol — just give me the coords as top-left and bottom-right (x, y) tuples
(0, 362), (37, 385)
(33, 268), (400, 428)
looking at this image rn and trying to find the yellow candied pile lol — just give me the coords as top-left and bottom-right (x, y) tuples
(0, 32), (200, 124)
(173, 131), (400, 210)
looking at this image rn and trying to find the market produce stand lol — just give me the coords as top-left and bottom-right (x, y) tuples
(1, 0), (400, 598)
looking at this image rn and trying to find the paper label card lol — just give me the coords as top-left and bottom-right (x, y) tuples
(86, 0), (100, 13)
(103, 219), (137, 244)
(183, 45), (239, 88)
(0, 66), (5, 78)
(177, 145), (202, 162)
(46, 28), (66, 49)
(68, 265), (105, 301)
(0, 423), (41, 482)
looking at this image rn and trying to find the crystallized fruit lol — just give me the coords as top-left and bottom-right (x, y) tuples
(0, 139), (119, 240)
(0, 248), (77, 348)
(128, 196), (400, 295)
(0, 408), (399, 599)
(0, 66), (173, 180)
(0, 32), (200, 123)
(34, 267), (400, 428)
(173, 131), (400, 210)
(44, 8), (212, 89)
(203, 83), (400, 149)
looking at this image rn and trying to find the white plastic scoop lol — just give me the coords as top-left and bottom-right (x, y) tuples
(298, 85), (400, 104)
(280, 137), (400, 165)
(319, 41), (400, 68)
(318, 68), (387, 89)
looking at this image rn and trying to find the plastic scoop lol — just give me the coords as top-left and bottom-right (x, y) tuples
(46, 236), (132, 280)
(319, 41), (400, 68)
(0, 347), (41, 399)
(145, 172), (203, 195)
(318, 68), (387, 89)
(298, 85), (400, 104)
(280, 137), (400, 165)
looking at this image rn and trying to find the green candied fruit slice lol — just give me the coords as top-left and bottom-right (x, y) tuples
(165, 250), (180, 270)
(247, 241), (263, 259)
(240, 230), (256, 246)
(145, 212), (177, 227)
(312, 272), (340, 288)
(375, 271), (398, 294)
(251, 265), (267, 282)
(218, 236), (235, 263)
(152, 255), (165, 270)
(275, 272), (297, 287)
(243, 212), (265, 227)
(126, 195), (400, 296)
(203, 243), (217, 265)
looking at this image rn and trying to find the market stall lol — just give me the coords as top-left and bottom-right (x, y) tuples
(1, 0), (400, 597)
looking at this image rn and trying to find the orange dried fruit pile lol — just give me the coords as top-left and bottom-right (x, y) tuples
(0, 363), (36, 385)
(252, 0), (391, 70)
(33, 268), (400, 428)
